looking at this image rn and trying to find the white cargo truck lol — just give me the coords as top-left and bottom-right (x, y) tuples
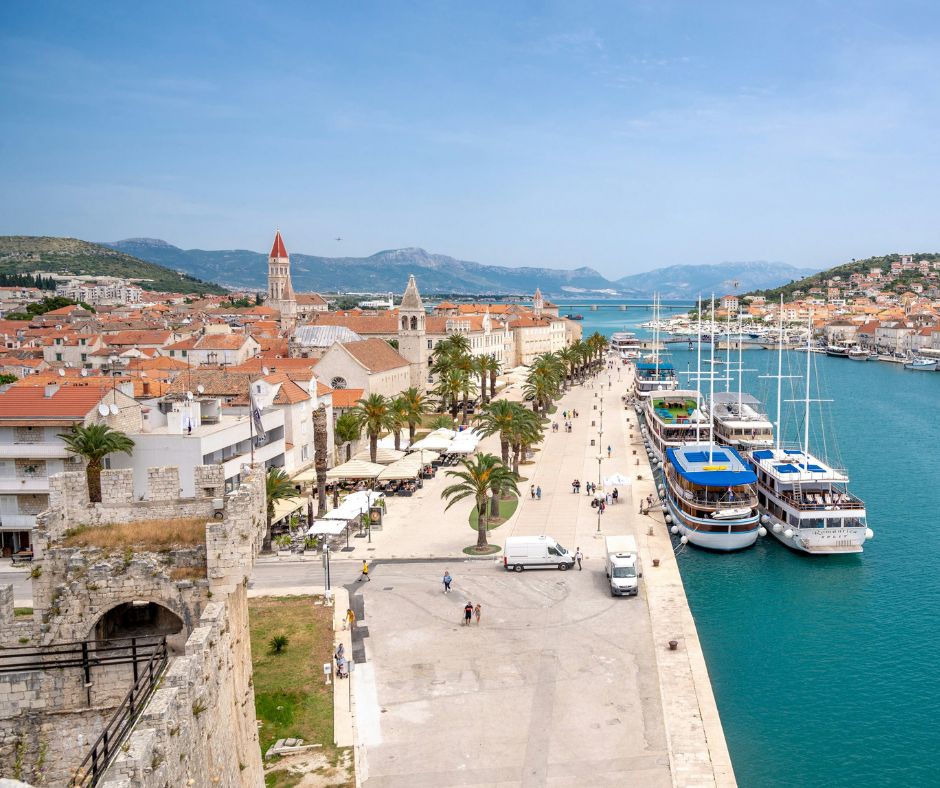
(503, 535), (575, 572)
(604, 535), (641, 596)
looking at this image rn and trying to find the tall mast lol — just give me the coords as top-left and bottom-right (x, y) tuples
(803, 309), (812, 467)
(708, 295), (716, 462)
(653, 293), (660, 378)
(737, 308), (743, 411)
(724, 305), (732, 393)
(775, 296), (783, 451)
(696, 295), (702, 442)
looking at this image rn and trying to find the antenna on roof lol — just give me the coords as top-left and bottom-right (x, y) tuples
(186, 391), (194, 401)
(196, 384), (204, 394)
(80, 369), (88, 377)
(58, 369), (66, 377)
(262, 366), (270, 376)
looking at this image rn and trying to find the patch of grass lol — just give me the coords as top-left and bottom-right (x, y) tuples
(249, 596), (335, 754)
(61, 518), (207, 550)
(468, 497), (518, 530)
(14, 607), (32, 617)
(264, 771), (304, 788)
(169, 566), (206, 581)
(462, 544), (501, 556)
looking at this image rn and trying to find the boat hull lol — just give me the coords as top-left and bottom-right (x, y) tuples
(763, 515), (866, 554)
(665, 495), (760, 551)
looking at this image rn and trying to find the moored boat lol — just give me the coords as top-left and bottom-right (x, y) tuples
(640, 389), (705, 461)
(825, 344), (850, 357)
(847, 346), (869, 361)
(709, 392), (774, 451)
(904, 357), (937, 371)
(663, 443), (761, 551)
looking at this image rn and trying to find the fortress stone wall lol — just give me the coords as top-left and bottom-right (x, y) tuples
(0, 463), (267, 787)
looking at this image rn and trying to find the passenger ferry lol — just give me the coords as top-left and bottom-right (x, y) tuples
(750, 448), (872, 554)
(663, 443), (761, 551)
(639, 389), (705, 461)
(632, 361), (679, 398)
(709, 392), (774, 451)
(610, 331), (643, 362)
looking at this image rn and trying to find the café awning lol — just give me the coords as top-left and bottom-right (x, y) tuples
(353, 447), (407, 465)
(326, 459), (385, 480)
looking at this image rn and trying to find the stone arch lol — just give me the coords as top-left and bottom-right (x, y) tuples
(401, 316), (408, 330)
(92, 600), (186, 653)
(410, 316), (418, 330)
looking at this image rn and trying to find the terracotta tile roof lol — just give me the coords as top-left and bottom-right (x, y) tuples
(330, 388), (364, 408)
(315, 381), (332, 396)
(105, 330), (173, 346)
(296, 293), (327, 306)
(258, 339), (289, 357)
(164, 370), (256, 403)
(0, 385), (111, 420)
(229, 358), (319, 374)
(194, 334), (256, 351)
(304, 311), (399, 335)
(165, 338), (198, 351)
(266, 376), (310, 404)
(341, 338), (410, 373)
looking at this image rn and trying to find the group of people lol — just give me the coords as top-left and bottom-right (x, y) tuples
(335, 642), (349, 679)
(443, 570), (482, 625)
(551, 421), (574, 433)
(639, 494), (656, 515)
(561, 409), (579, 419)
(529, 484), (542, 500)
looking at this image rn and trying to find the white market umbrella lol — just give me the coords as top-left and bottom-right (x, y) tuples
(306, 519), (348, 536)
(410, 436), (452, 451)
(326, 459), (385, 480)
(603, 473), (633, 486)
(377, 458), (423, 481)
(353, 447), (406, 465)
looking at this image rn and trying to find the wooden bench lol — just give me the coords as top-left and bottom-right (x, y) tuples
(10, 553), (33, 566)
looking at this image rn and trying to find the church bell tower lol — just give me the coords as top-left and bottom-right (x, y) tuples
(267, 230), (297, 333)
(397, 274), (428, 390)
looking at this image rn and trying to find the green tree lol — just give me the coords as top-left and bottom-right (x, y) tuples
(432, 368), (465, 419)
(429, 414), (455, 430)
(400, 386), (429, 445)
(479, 354), (501, 402)
(351, 394), (394, 463)
(0, 373), (17, 385)
(389, 396), (408, 451)
(474, 399), (519, 467)
(264, 467), (297, 552)
(334, 412), (361, 462)
(442, 453), (519, 550)
(57, 423), (134, 503)
(506, 407), (543, 475)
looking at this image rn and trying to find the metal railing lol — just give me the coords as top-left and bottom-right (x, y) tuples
(70, 637), (169, 787)
(0, 635), (165, 675)
(759, 482), (864, 511)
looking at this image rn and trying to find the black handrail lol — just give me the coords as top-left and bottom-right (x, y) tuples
(0, 635), (164, 675)
(70, 636), (168, 787)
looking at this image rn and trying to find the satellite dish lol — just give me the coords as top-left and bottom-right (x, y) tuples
(109, 403), (120, 415)
(58, 369), (66, 377)
(196, 384), (205, 394)
(80, 369), (88, 377)
(97, 404), (109, 417)
(262, 366), (270, 376)
(186, 391), (194, 401)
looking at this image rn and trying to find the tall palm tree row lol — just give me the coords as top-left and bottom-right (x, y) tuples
(58, 423), (135, 503)
(263, 467), (298, 552)
(441, 453), (519, 550)
(523, 352), (566, 414)
(400, 386), (429, 445)
(334, 411), (361, 462)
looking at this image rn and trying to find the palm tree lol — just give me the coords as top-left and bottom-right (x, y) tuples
(429, 414), (455, 430)
(264, 467), (297, 552)
(432, 368), (465, 419)
(334, 412), (361, 462)
(557, 346), (579, 387)
(312, 405), (330, 516)
(389, 396), (408, 450)
(442, 453), (519, 550)
(506, 407), (543, 475)
(58, 423), (134, 503)
(524, 353), (565, 413)
(480, 354), (501, 401)
(475, 399), (519, 466)
(351, 393), (394, 463)
(400, 386), (429, 445)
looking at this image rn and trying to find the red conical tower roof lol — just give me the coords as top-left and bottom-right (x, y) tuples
(270, 230), (288, 259)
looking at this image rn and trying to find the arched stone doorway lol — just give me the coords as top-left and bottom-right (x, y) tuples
(93, 601), (186, 653)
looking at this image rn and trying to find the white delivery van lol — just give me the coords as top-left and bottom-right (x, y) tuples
(604, 535), (641, 596)
(503, 535), (575, 572)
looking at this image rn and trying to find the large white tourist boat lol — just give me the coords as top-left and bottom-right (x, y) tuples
(663, 442), (761, 551)
(610, 331), (642, 362)
(709, 391), (774, 451)
(641, 389), (706, 462)
(753, 310), (874, 554)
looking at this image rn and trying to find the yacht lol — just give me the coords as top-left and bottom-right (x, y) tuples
(904, 357), (937, 371)
(633, 361), (679, 398)
(754, 310), (874, 554)
(640, 389), (706, 461)
(663, 443), (761, 551)
(847, 346), (869, 361)
(610, 331), (642, 362)
(825, 344), (850, 358)
(709, 392), (774, 451)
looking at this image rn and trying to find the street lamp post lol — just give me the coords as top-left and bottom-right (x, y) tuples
(596, 454), (603, 534)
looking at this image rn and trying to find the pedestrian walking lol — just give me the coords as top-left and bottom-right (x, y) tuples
(536, 485), (541, 500)
(607, 445), (612, 458)
(575, 547), (583, 570)
(613, 488), (619, 504)
(530, 484), (535, 499)
(606, 492), (612, 506)
(357, 559), (371, 582)
(599, 500), (606, 515)
(344, 608), (355, 630)
(474, 603), (482, 625)
(572, 479), (578, 494)
(464, 601), (473, 626)
(443, 570), (452, 593)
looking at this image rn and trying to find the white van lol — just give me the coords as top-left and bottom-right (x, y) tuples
(604, 535), (641, 597)
(503, 535), (575, 572)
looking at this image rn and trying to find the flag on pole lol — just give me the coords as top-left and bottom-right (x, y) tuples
(250, 388), (266, 443)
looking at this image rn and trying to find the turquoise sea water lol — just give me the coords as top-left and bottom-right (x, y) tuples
(560, 300), (940, 787)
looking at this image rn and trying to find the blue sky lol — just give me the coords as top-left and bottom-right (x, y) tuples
(1, 1), (939, 278)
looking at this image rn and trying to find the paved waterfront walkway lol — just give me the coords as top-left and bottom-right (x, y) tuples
(306, 361), (736, 787)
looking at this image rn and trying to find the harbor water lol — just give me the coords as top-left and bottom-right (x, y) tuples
(561, 300), (940, 787)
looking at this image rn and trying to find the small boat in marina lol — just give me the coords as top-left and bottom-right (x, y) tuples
(847, 346), (869, 361)
(565, 313), (584, 320)
(904, 357), (937, 371)
(825, 344), (850, 358)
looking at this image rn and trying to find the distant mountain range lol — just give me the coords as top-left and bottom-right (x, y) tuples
(0, 237), (226, 295)
(106, 238), (818, 298)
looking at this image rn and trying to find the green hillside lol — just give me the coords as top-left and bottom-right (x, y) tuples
(0, 236), (226, 295)
(749, 252), (940, 300)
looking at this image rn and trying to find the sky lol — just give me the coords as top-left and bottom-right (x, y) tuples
(1, 1), (939, 278)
